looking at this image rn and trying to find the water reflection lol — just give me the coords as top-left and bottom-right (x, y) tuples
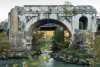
(37, 58), (87, 67)
(0, 58), (88, 67)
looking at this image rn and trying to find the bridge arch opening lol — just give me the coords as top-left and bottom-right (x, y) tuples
(79, 16), (88, 30)
(26, 19), (72, 52)
(28, 19), (71, 37)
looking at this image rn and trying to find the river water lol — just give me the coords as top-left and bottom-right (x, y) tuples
(0, 58), (88, 67)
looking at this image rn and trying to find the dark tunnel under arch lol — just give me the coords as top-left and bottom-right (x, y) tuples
(79, 16), (88, 30)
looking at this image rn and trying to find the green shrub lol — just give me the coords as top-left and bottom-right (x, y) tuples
(73, 51), (83, 58)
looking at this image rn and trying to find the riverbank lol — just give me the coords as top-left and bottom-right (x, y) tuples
(50, 52), (91, 65)
(0, 58), (88, 67)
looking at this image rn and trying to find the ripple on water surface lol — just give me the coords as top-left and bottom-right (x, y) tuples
(0, 58), (88, 67)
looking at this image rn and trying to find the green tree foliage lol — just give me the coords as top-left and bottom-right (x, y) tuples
(41, 44), (51, 51)
(54, 26), (64, 42)
(0, 31), (11, 58)
(82, 31), (100, 66)
(31, 29), (45, 51)
(13, 40), (51, 67)
(52, 26), (69, 52)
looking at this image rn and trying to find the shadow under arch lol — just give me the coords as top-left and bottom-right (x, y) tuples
(27, 19), (72, 37)
(79, 16), (88, 30)
(0, 29), (5, 32)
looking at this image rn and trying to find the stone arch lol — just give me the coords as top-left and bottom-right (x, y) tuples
(27, 19), (72, 37)
(79, 16), (88, 30)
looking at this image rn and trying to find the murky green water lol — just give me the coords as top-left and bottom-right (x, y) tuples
(0, 58), (88, 67)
